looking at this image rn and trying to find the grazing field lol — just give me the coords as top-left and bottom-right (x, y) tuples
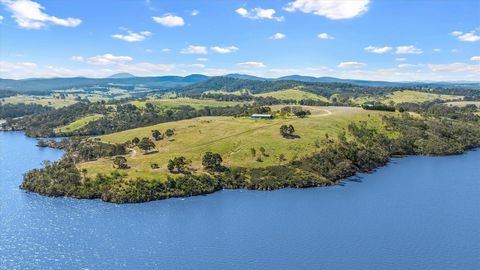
(1, 88), (134, 108)
(385, 90), (463, 104)
(1, 95), (77, 108)
(254, 89), (328, 102)
(351, 95), (381, 105)
(55, 114), (104, 133)
(204, 90), (251, 96)
(130, 97), (244, 109)
(446, 101), (480, 108)
(352, 90), (463, 105)
(79, 106), (393, 180)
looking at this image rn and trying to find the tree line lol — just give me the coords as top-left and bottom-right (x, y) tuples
(0, 103), (53, 119)
(2, 101), (276, 137)
(21, 104), (480, 203)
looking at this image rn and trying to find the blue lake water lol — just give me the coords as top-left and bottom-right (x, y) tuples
(1, 131), (479, 270)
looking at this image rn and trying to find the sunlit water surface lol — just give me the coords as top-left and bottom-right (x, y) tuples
(1, 131), (479, 269)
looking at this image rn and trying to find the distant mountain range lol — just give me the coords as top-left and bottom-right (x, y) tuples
(226, 74), (480, 88)
(0, 73), (479, 94)
(0, 74), (209, 93)
(108, 72), (136, 79)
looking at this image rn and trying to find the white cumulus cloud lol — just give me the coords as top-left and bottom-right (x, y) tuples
(425, 62), (480, 74)
(395, 58), (406, 61)
(0, 60), (211, 79)
(71, 56), (84, 62)
(112, 30), (152, 42)
(191, 9), (199, 16)
(210, 46), (239, 54)
(152, 14), (184, 27)
(338, 61), (366, 69)
(470, 56), (480, 61)
(451, 30), (480, 42)
(180, 45), (208, 54)
(395, 45), (423, 55)
(270, 32), (286, 39)
(196, 58), (208, 62)
(117, 62), (175, 73)
(398, 64), (417, 68)
(237, 61), (266, 68)
(86, 54), (133, 65)
(235, 7), (284, 21)
(364, 46), (393, 54)
(284, 0), (370, 20)
(318, 32), (334, 39)
(1, 0), (81, 29)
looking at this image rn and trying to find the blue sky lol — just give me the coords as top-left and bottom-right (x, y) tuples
(0, 0), (479, 81)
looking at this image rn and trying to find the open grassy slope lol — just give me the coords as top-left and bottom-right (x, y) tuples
(352, 90), (463, 105)
(386, 90), (463, 103)
(79, 106), (393, 180)
(1, 88), (133, 108)
(55, 114), (104, 133)
(446, 101), (480, 108)
(1, 95), (77, 108)
(204, 90), (251, 96)
(130, 97), (244, 109)
(254, 88), (328, 102)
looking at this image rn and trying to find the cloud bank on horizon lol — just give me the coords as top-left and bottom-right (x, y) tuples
(0, 0), (479, 81)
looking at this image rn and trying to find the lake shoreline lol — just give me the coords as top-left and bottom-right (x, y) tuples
(17, 128), (480, 204)
(2, 128), (480, 270)
(13, 109), (480, 204)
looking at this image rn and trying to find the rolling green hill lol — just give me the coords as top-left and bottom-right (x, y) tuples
(446, 101), (480, 108)
(55, 114), (104, 133)
(129, 97), (245, 109)
(254, 89), (328, 101)
(80, 106), (391, 180)
(385, 90), (463, 103)
(353, 90), (464, 105)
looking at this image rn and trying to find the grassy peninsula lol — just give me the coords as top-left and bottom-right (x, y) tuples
(2, 76), (479, 203)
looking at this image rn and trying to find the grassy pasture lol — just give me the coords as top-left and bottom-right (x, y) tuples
(55, 114), (104, 133)
(1, 95), (77, 108)
(130, 97), (244, 109)
(385, 90), (463, 104)
(254, 88), (328, 102)
(79, 106), (393, 180)
(204, 89), (251, 96)
(352, 90), (463, 105)
(446, 101), (480, 108)
(1, 88), (133, 108)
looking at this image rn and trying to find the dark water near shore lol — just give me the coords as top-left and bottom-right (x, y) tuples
(1, 131), (479, 270)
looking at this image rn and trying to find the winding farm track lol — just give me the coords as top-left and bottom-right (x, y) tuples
(308, 107), (332, 117)
(120, 106), (339, 158)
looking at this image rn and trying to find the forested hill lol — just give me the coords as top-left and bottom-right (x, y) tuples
(276, 75), (480, 88)
(176, 76), (480, 98)
(0, 74), (209, 94)
(1, 73), (479, 96)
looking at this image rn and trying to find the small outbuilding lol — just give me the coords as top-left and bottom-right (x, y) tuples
(251, 114), (273, 119)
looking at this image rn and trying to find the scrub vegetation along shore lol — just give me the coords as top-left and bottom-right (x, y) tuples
(21, 109), (480, 203)
(2, 76), (479, 203)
